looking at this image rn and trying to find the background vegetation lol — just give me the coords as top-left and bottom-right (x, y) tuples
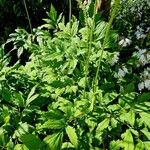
(0, 0), (150, 149)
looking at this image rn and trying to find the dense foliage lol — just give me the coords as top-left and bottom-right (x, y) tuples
(0, 0), (78, 44)
(0, 0), (150, 149)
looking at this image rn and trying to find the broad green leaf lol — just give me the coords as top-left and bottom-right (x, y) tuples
(111, 118), (118, 128)
(21, 134), (42, 150)
(2, 88), (12, 102)
(144, 142), (150, 150)
(39, 119), (66, 129)
(6, 139), (15, 149)
(14, 122), (30, 138)
(26, 94), (39, 106)
(135, 141), (144, 150)
(127, 110), (135, 126)
(120, 109), (135, 126)
(44, 132), (63, 150)
(4, 115), (10, 124)
(95, 21), (107, 40)
(49, 4), (57, 21)
(141, 129), (150, 140)
(119, 92), (135, 106)
(139, 112), (150, 128)
(103, 92), (118, 105)
(14, 92), (24, 107)
(85, 117), (97, 132)
(78, 77), (86, 88)
(58, 23), (65, 31)
(96, 118), (110, 136)
(137, 93), (150, 102)
(71, 22), (78, 36)
(27, 86), (37, 100)
(62, 142), (74, 149)
(109, 140), (122, 150)
(121, 129), (134, 150)
(53, 97), (73, 116)
(41, 109), (63, 120)
(0, 127), (6, 145)
(66, 125), (78, 149)
(14, 144), (28, 150)
(124, 82), (135, 93)
(68, 58), (78, 74)
(17, 47), (24, 58)
(130, 129), (139, 137)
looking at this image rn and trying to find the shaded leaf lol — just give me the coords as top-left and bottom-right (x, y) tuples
(21, 134), (41, 150)
(50, 4), (57, 21)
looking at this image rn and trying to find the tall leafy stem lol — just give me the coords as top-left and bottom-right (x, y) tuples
(92, 0), (120, 109)
(84, 1), (97, 97)
(23, 0), (33, 34)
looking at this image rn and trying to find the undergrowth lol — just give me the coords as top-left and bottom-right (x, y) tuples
(0, 0), (150, 150)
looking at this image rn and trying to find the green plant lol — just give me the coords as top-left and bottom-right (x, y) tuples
(0, 1), (150, 150)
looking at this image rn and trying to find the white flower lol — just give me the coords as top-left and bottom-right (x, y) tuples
(139, 49), (147, 55)
(143, 68), (150, 78)
(122, 66), (128, 73)
(118, 68), (125, 77)
(147, 53), (150, 61)
(138, 82), (144, 91)
(109, 52), (119, 66)
(114, 67), (128, 78)
(118, 38), (132, 47)
(139, 54), (147, 65)
(144, 79), (150, 90)
(135, 26), (146, 39)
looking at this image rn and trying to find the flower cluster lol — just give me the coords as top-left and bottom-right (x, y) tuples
(114, 66), (128, 78)
(118, 38), (132, 47)
(107, 52), (119, 66)
(132, 46), (150, 66)
(135, 26), (146, 40)
(138, 67), (150, 91)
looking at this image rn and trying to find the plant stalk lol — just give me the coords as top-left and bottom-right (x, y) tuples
(69, 0), (72, 28)
(84, 1), (97, 97)
(23, 0), (33, 34)
(92, 0), (120, 108)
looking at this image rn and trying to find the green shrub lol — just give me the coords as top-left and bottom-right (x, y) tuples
(0, 1), (150, 149)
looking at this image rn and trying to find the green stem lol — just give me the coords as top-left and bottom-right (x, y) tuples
(84, 1), (97, 97)
(69, 0), (72, 27)
(92, 0), (120, 107)
(23, 0), (33, 34)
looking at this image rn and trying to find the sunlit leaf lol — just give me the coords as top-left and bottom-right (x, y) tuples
(121, 129), (134, 150)
(14, 144), (28, 150)
(96, 118), (110, 137)
(135, 141), (144, 150)
(44, 132), (63, 150)
(141, 129), (150, 140)
(66, 126), (78, 149)
(144, 142), (150, 150)
(139, 112), (150, 128)
(39, 119), (66, 129)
